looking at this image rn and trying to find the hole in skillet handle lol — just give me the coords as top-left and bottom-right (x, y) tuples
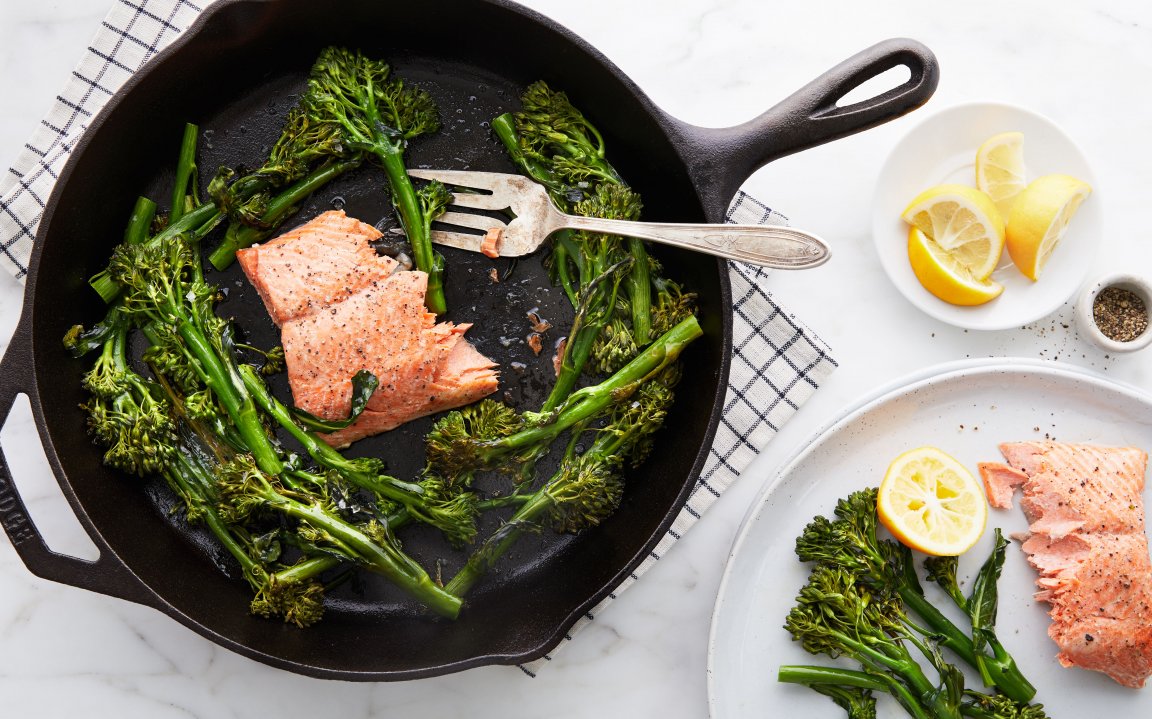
(835, 64), (913, 109)
(0, 322), (156, 608)
(1, 394), (99, 561)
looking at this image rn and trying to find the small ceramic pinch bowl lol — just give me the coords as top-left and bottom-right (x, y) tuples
(1075, 272), (1152, 353)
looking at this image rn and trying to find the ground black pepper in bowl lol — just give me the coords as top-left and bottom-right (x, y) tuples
(1092, 286), (1149, 342)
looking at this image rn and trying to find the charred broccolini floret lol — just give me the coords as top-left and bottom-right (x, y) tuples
(302, 46), (451, 314)
(79, 308), (176, 478)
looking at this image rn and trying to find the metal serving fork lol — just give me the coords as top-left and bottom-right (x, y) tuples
(407, 169), (831, 269)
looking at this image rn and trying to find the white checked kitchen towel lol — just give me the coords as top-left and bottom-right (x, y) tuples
(0, 0), (838, 673)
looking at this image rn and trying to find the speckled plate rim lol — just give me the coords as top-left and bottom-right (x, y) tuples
(705, 357), (1152, 717)
(871, 101), (1103, 331)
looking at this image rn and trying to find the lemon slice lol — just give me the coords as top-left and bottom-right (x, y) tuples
(975, 131), (1026, 219)
(901, 184), (1005, 278)
(877, 446), (988, 556)
(907, 227), (1004, 306)
(1006, 174), (1092, 280)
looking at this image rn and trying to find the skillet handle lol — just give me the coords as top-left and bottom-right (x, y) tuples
(670, 37), (939, 222)
(0, 315), (157, 608)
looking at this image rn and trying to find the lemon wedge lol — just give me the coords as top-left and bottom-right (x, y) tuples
(907, 227), (1004, 306)
(1006, 174), (1092, 280)
(901, 184), (1005, 279)
(975, 131), (1026, 219)
(877, 447), (988, 556)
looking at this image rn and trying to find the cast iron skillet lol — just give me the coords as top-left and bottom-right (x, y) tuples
(0, 0), (938, 680)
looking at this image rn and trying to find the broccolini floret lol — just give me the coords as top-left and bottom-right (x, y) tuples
(303, 46), (450, 314)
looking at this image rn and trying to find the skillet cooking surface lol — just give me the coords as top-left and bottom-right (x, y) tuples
(22, 1), (727, 678)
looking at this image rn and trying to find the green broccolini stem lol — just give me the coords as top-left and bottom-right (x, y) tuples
(627, 237), (652, 343)
(272, 556), (340, 584)
(551, 234), (581, 307)
(542, 258), (631, 412)
(170, 123), (199, 224)
(444, 490), (554, 597)
(175, 322), (282, 477)
(779, 666), (931, 719)
(778, 665), (888, 691)
(377, 150), (446, 314)
(124, 197), (157, 246)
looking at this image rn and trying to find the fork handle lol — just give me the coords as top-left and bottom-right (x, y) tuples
(559, 215), (830, 270)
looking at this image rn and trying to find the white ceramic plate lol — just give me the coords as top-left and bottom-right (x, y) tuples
(707, 358), (1152, 718)
(872, 103), (1102, 330)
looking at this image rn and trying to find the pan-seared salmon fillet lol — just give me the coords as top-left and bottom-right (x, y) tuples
(991, 440), (1152, 688)
(239, 210), (499, 446)
(236, 210), (399, 326)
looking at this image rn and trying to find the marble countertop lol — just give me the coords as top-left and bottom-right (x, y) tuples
(2, 1), (1151, 717)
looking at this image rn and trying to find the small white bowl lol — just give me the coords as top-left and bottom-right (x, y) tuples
(872, 101), (1101, 330)
(1075, 273), (1152, 352)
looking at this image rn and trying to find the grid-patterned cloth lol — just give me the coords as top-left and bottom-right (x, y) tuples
(0, 0), (838, 673)
(0, 0), (206, 279)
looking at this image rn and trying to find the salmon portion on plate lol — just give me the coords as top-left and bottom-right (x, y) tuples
(981, 440), (1152, 688)
(237, 210), (499, 447)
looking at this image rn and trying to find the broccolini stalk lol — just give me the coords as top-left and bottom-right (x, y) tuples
(426, 315), (701, 481)
(124, 196), (157, 246)
(169, 123), (199, 224)
(216, 454), (462, 619)
(777, 666), (882, 719)
(303, 46), (447, 314)
(924, 530), (1020, 691)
